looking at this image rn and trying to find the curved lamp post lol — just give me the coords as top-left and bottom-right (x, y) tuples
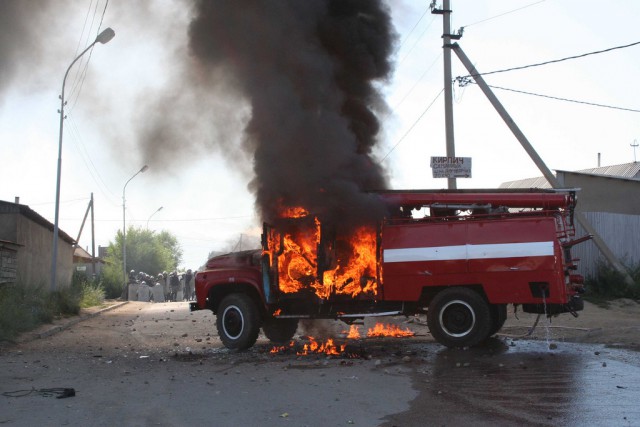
(50, 27), (115, 292)
(122, 165), (149, 294)
(146, 206), (163, 229)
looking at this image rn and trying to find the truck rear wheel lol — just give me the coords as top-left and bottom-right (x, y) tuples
(262, 317), (299, 343)
(427, 287), (492, 348)
(216, 294), (261, 350)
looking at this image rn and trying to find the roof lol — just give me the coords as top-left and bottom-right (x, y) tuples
(574, 162), (640, 178)
(500, 162), (640, 189)
(0, 200), (76, 245)
(74, 246), (104, 263)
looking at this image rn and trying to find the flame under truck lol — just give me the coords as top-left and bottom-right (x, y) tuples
(191, 189), (589, 350)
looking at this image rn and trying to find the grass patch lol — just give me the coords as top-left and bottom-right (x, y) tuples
(0, 282), (80, 342)
(0, 272), (106, 343)
(80, 281), (105, 308)
(585, 260), (640, 301)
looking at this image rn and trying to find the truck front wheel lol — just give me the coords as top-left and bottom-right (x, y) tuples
(262, 317), (299, 343)
(427, 287), (492, 348)
(488, 304), (508, 337)
(216, 294), (261, 350)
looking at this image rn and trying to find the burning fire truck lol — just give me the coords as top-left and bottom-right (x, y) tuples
(191, 189), (589, 350)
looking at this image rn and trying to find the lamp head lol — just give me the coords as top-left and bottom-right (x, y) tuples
(96, 28), (115, 44)
(140, 165), (149, 173)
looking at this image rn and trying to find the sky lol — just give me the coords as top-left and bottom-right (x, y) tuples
(1, 0), (638, 271)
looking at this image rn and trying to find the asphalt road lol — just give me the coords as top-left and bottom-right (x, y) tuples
(1, 301), (639, 427)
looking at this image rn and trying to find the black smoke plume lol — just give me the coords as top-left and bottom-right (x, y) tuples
(188, 0), (397, 229)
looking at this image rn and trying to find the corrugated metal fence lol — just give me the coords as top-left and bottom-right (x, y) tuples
(573, 212), (640, 278)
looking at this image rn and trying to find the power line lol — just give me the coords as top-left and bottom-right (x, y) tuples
(486, 84), (640, 113)
(461, 0), (546, 29)
(68, 0), (110, 113)
(459, 40), (640, 80)
(381, 88), (444, 162)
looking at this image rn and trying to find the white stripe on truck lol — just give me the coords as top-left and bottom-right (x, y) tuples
(383, 241), (554, 263)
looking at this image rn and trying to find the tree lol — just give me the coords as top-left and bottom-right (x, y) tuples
(100, 227), (183, 298)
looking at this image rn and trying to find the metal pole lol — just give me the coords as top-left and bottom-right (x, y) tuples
(146, 206), (163, 229)
(442, 0), (456, 189)
(91, 192), (96, 277)
(122, 165), (149, 295)
(50, 28), (115, 292)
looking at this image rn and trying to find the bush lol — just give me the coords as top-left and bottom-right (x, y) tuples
(80, 281), (105, 308)
(585, 260), (640, 300)
(0, 281), (81, 342)
(71, 271), (106, 308)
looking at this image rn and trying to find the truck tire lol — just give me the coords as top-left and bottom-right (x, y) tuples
(488, 304), (507, 337)
(262, 317), (299, 343)
(427, 287), (492, 348)
(216, 294), (261, 350)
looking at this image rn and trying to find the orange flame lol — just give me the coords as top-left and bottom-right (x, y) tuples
(297, 337), (346, 356)
(367, 323), (415, 337)
(346, 325), (361, 339)
(270, 340), (295, 354)
(267, 209), (378, 300)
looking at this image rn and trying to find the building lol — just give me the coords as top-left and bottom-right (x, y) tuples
(0, 199), (75, 287)
(501, 162), (640, 278)
(73, 245), (105, 278)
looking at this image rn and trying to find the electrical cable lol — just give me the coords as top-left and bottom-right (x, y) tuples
(381, 88), (444, 162)
(458, 40), (640, 80)
(487, 84), (640, 114)
(461, 0), (546, 29)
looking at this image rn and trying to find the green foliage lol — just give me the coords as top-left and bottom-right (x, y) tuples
(585, 260), (640, 300)
(0, 274), (108, 342)
(0, 282), (81, 342)
(72, 271), (105, 308)
(100, 227), (182, 297)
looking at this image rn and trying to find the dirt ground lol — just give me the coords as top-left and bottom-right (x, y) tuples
(1, 299), (639, 426)
(10, 296), (640, 352)
(499, 298), (640, 351)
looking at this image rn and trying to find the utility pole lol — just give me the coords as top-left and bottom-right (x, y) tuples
(432, 0), (462, 189)
(632, 139), (639, 163)
(90, 193), (96, 277)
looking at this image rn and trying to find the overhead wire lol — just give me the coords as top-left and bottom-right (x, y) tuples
(458, 40), (640, 80)
(461, 0), (546, 29)
(67, 114), (122, 206)
(67, 0), (101, 110)
(381, 88), (444, 162)
(486, 85), (640, 114)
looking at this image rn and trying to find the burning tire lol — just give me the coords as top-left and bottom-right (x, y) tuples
(488, 304), (507, 337)
(216, 294), (261, 350)
(262, 317), (299, 343)
(427, 287), (492, 348)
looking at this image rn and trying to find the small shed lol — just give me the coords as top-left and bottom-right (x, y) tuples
(73, 246), (105, 278)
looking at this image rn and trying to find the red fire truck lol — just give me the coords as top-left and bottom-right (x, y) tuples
(191, 189), (588, 350)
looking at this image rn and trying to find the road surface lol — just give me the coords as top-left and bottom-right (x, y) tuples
(1, 301), (639, 426)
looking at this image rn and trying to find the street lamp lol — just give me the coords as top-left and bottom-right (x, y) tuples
(122, 165), (149, 295)
(50, 27), (115, 292)
(146, 206), (163, 229)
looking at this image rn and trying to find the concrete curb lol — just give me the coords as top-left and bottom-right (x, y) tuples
(31, 301), (129, 340)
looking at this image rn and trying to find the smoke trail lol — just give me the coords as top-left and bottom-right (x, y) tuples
(188, 0), (398, 227)
(0, 1), (56, 96)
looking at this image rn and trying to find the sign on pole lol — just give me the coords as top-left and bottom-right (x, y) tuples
(430, 156), (472, 178)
